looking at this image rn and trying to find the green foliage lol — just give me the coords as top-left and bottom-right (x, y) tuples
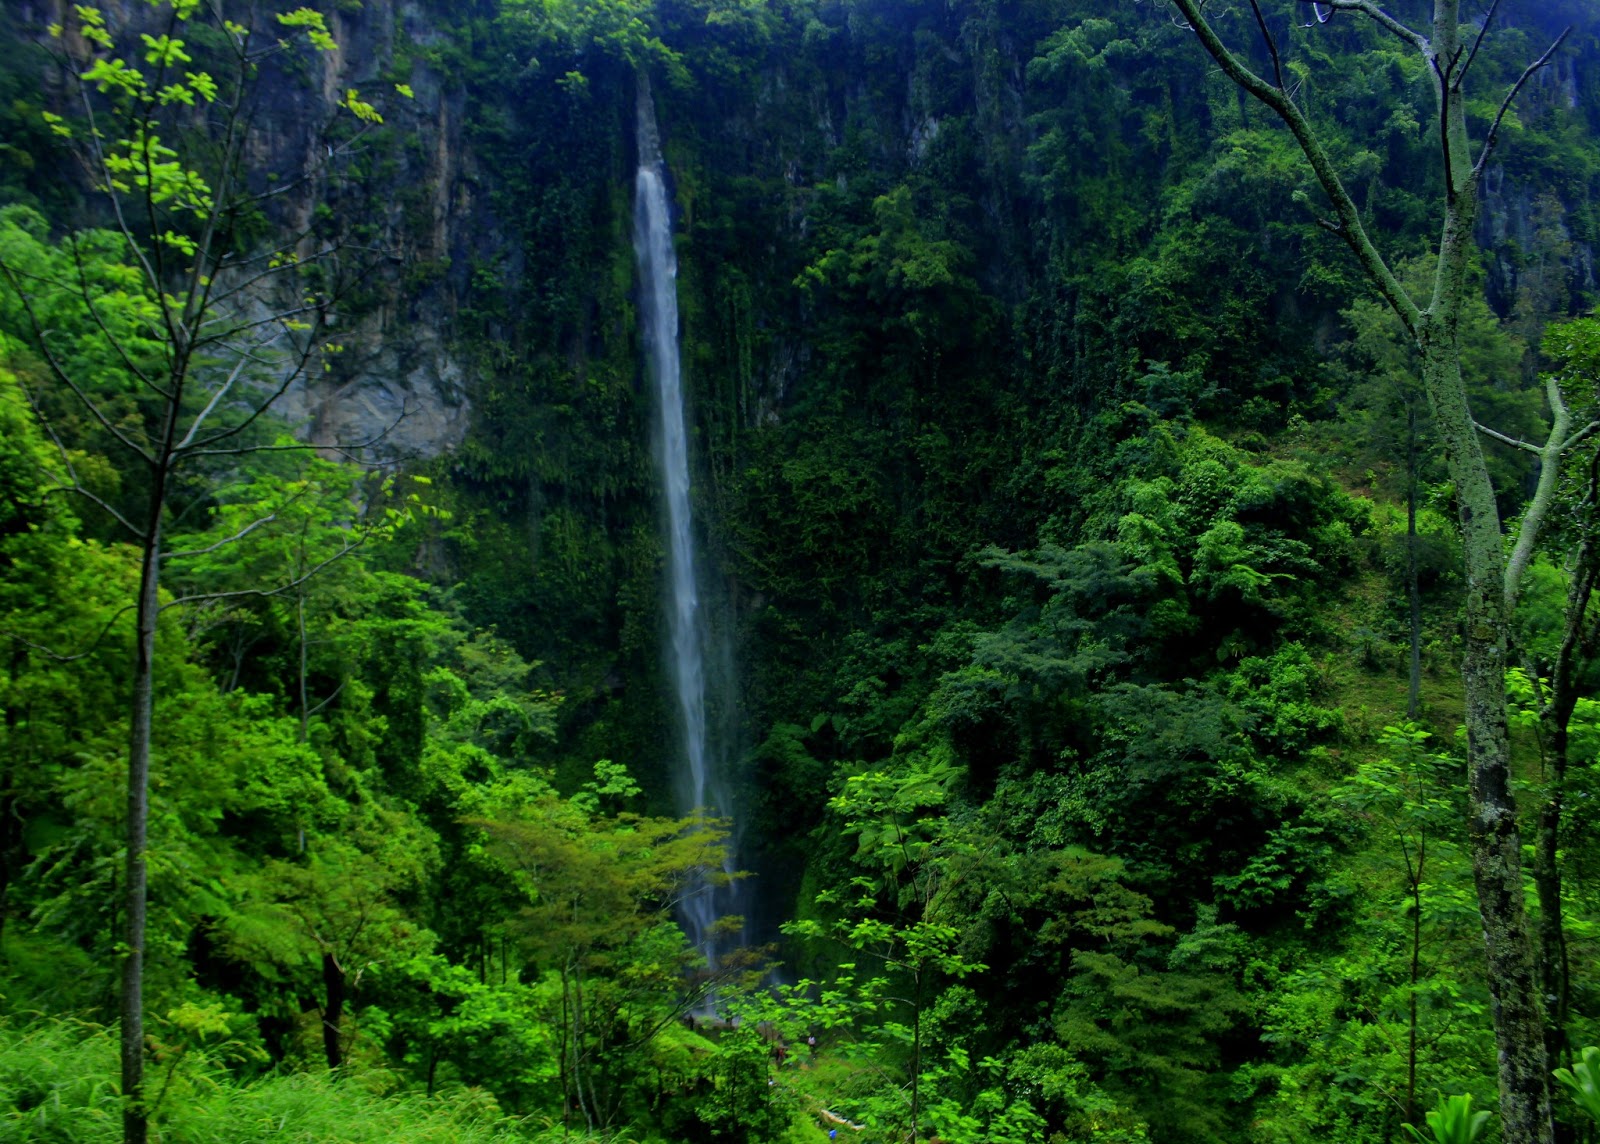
(1400, 1093), (1493, 1144)
(1252, 726), (1492, 1142)
(1554, 1046), (1600, 1125)
(468, 791), (747, 1132)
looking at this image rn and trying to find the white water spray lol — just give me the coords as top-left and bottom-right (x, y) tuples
(633, 80), (729, 961)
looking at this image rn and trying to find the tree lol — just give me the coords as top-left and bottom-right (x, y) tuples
(471, 768), (744, 1134)
(1163, 3), (1586, 1141)
(1335, 263), (1530, 717)
(1332, 724), (1482, 1132)
(0, 5), (406, 1140)
(223, 821), (437, 1071)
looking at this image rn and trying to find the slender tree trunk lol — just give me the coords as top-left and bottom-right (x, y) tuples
(0, 640), (23, 946)
(1532, 533), (1596, 1094)
(1534, 703), (1573, 1144)
(910, 969), (922, 1144)
(122, 499), (164, 1144)
(296, 584), (310, 743)
(557, 963), (573, 1131)
(1534, 710), (1571, 1061)
(1407, 404), (1424, 719)
(571, 963), (594, 1131)
(1406, 834), (1425, 1129)
(321, 951), (345, 1069)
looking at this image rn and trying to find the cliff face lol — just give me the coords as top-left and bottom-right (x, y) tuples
(251, 0), (506, 460)
(269, 2), (481, 459)
(11, 1), (1595, 464)
(14, 0), (502, 459)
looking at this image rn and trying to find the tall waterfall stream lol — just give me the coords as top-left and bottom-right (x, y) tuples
(633, 82), (736, 967)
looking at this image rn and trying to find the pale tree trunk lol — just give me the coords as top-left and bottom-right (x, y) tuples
(1418, 11), (1552, 1128)
(1438, 352), (1552, 1142)
(910, 970), (922, 1144)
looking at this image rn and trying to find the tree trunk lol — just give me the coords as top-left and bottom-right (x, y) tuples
(0, 640), (23, 946)
(1532, 533), (1596, 1094)
(910, 970), (922, 1144)
(1157, 0), (1563, 1137)
(571, 965), (595, 1131)
(1534, 708), (1572, 1063)
(121, 527), (161, 1144)
(558, 964), (574, 1129)
(1420, 323), (1553, 1144)
(321, 951), (346, 1069)
(1406, 834), (1425, 1128)
(1407, 404), (1424, 719)
(296, 581), (310, 743)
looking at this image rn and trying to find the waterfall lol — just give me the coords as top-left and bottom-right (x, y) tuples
(633, 79), (733, 964)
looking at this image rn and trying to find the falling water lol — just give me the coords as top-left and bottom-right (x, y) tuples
(633, 79), (730, 963)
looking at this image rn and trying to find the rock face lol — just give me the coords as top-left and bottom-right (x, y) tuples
(278, 314), (472, 461)
(19, 0), (502, 461)
(268, 3), (496, 464)
(254, 0), (498, 461)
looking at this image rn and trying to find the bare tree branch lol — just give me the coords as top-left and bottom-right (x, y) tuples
(1457, 0), (1503, 91)
(1292, 0), (1428, 53)
(195, 246), (342, 314)
(38, 481), (146, 539)
(174, 327), (322, 456)
(11, 373), (148, 539)
(1248, 0), (1287, 92)
(67, 237), (171, 400)
(172, 354), (254, 451)
(0, 259), (158, 467)
(192, 301), (327, 347)
(1474, 421), (1543, 455)
(0, 602), (138, 663)
(1473, 27), (1572, 178)
(1505, 378), (1600, 612)
(162, 512), (279, 562)
(74, 89), (165, 301)
(159, 534), (372, 613)
(180, 406), (412, 462)
(305, 681), (346, 720)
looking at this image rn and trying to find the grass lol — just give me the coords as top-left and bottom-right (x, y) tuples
(0, 1017), (526, 1143)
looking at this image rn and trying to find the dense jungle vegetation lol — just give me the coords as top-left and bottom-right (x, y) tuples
(4, 0), (1600, 1141)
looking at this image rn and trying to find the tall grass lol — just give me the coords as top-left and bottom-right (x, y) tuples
(0, 1017), (523, 1142)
